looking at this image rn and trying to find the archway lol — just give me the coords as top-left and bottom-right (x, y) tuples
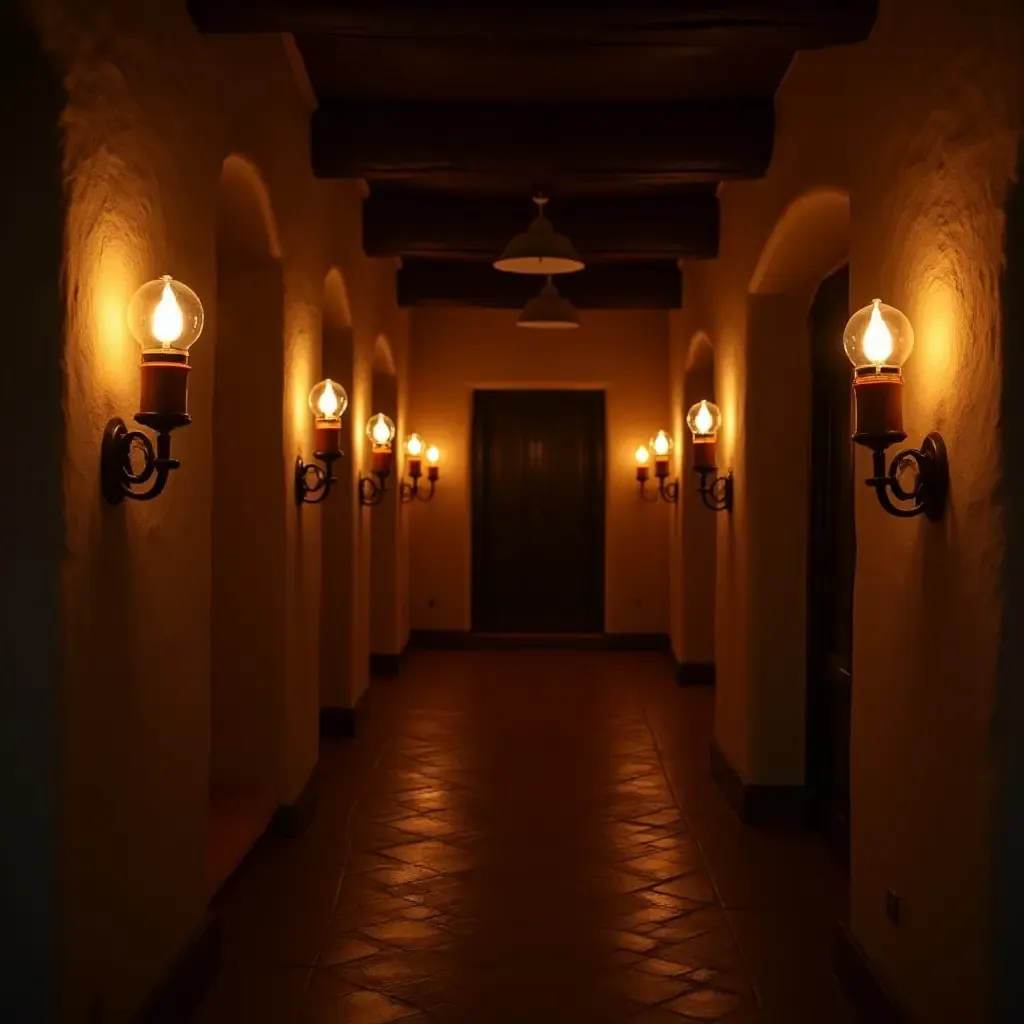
(319, 269), (359, 717)
(727, 189), (850, 792)
(368, 334), (402, 675)
(208, 155), (285, 894)
(679, 334), (718, 678)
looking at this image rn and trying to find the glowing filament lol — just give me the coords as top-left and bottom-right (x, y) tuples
(317, 380), (341, 418)
(863, 299), (894, 365)
(635, 445), (650, 466)
(426, 445), (440, 465)
(653, 431), (671, 457)
(152, 279), (184, 345)
(406, 434), (424, 457)
(694, 401), (714, 436)
(371, 414), (392, 447)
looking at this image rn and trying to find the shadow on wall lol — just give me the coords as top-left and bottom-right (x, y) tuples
(992, 141), (1024, 1020)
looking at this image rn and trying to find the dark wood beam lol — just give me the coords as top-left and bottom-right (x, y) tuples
(313, 100), (773, 184)
(188, 1), (877, 50)
(397, 260), (681, 310)
(365, 192), (719, 261)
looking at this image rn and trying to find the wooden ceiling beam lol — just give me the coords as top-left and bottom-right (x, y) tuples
(312, 100), (774, 183)
(397, 260), (682, 310)
(364, 192), (719, 261)
(188, 1), (877, 50)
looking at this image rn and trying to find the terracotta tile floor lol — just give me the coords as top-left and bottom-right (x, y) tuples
(195, 651), (856, 1023)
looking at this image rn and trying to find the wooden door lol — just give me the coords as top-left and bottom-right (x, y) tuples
(472, 390), (605, 633)
(807, 265), (855, 863)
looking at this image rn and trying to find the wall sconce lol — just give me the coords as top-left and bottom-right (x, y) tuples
(686, 400), (733, 512)
(101, 275), (203, 504)
(359, 412), (396, 506)
(295, 378), (349, 504)
(400, 435), (441, 503)
(844, 298), (948, 520)
(635, 431), (679, 503)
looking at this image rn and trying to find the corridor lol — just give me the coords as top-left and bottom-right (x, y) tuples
(196, 652), (852, 1023)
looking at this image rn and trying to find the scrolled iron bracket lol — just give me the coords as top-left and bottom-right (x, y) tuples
(865, 432), (948, 520)
(695, 467), (733, 513)
(101, 417), (183, 504)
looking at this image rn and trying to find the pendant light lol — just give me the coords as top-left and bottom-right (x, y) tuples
(517, 276), (579, 329)
(494, 195), (584, 275)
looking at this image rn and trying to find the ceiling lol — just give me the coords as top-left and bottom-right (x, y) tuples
(188, 1), (878, 309)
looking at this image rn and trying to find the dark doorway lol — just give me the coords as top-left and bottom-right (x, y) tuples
(807, 264), (855, 865)
(472, 390), (605, 633)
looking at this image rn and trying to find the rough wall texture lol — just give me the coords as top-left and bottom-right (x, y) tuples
(679, 0), (1024, 1018)
(24, 2), (404, 1019)
(408, 308), (672, 635)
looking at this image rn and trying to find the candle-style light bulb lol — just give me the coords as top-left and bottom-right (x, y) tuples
(152, 278), (185, 346)
(317, 380), (341, 418)
(653, 431), (671, 457)
(426, 445), (440, 465)
(862, 299), (894, 365)
(406, 433), (424, 457)
(372, 415), (391, 446)
(694, 401), (713, 436)
(635, 445), (650, 466)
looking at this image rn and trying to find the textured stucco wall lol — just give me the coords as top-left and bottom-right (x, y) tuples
(408, 308), (672, 635)
(24, 2), (403, 1019)
(679, 0), (1024, 1017)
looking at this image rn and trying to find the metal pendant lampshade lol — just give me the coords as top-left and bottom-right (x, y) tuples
(494, 196), (585, 275)
(517, 277), (580, 329)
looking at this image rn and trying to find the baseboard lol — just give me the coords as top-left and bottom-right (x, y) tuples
(319, 706), (357, 739)
(677, 661), (715, 685)
(834, 923), (909, 1024)
(269, 765), (320, 839)
(370, 652), (403, 677)
(409, 630), (671, 652)
(131, 914), (221, 1024)
(710, 740), (809, 827)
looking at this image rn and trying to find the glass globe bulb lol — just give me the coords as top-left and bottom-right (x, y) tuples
(426, 445), (440, 465)
(650, 430), (674, 457)
(405, 433), (424, 457)
(844, 298), (915, 373)
(635, 445), (650, 466)
(686, 400), (722, 438)
(127, 275), (204, 355)
(308, 378), (348, 422)
(366, 412), (396, 448)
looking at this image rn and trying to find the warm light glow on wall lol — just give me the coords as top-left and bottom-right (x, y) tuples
(92, 241), (137, 397)
(911, 278), (957, 412)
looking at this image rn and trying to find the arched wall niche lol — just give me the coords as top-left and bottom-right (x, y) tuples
(319, 267), (359, 712)
(722, 187), (851, 785)
(679, 332), (718, 669)
(208, 153), (286, 895)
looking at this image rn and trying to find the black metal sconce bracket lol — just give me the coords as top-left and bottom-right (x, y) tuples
(863, 431), (948, 520)
(695, 467), (734, 513)
(295, 450), (342, 505)
(400, 477), (437, 504)
(359, 471), (390, 507)
(638, 478), (679, 504)
(101, 416), (187, 504)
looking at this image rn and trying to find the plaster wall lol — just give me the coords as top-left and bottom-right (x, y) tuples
(25, 2), (403, 1018)
(408, 308), (671, 635)
(677, 0), (1024, 1017)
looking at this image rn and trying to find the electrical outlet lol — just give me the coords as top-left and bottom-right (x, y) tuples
(885, 888), (901, 925)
